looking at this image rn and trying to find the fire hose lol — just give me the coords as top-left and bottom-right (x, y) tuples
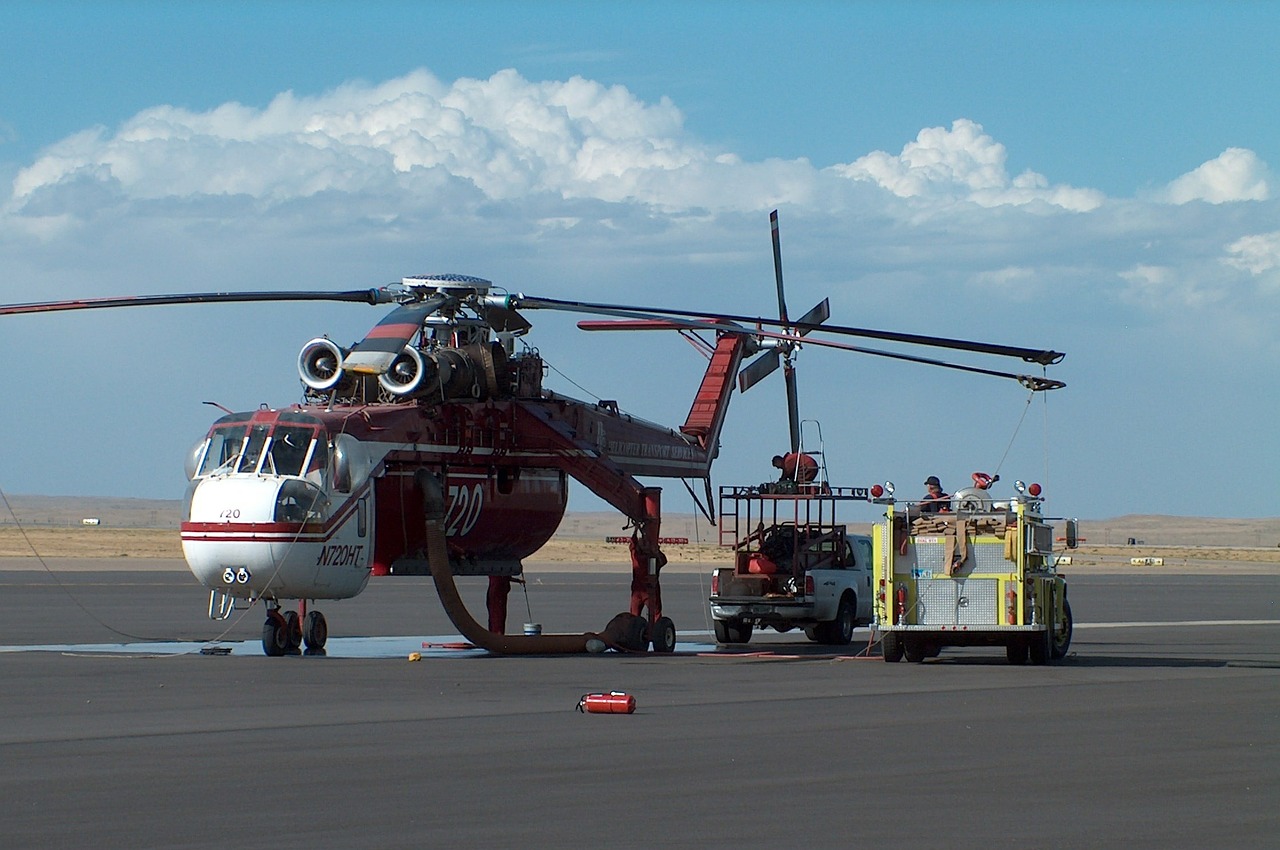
(416, 469), (647, 654)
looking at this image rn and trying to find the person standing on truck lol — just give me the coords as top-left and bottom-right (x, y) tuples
(920, 475), (950, 513)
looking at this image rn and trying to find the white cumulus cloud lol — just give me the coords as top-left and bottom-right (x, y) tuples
(1164, 147), (1271, 204)
(830, 119), (1104, 212)
(7, 68), (824, 216)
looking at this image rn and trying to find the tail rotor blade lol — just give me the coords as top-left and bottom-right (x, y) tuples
(794, 298), (830, 335)
(738, 350), (780, 392)
(770, 210), (790, 325)
(783, 362), (801, 454)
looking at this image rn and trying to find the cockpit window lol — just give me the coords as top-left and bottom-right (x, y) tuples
(237, 424), (271, 473)
(197, 424), (248, 476)
(267, 426), (315, 477)
(274, 479), (329, 523)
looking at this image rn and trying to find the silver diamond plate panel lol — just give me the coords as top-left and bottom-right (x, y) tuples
(913, 539), (946, 572)
(971, 541), (1010, 573)
(915, 578), (998, 625)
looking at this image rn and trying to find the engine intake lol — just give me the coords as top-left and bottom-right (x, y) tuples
(298, 338), (347, 391)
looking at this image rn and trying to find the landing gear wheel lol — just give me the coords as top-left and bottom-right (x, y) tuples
(282, 611), (303, 652)
(650, 616), (677, 653)
(714, 619), (753, 644)
(262, 612), (289, 657)
(1006, 639), (1029, 665)
(303, 610), (328, 651)
(881, 631), (904, 662)
(1051, 599), (1073, 660)
(903, 636), (927, 663)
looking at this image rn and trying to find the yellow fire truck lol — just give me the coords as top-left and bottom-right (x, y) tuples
(871, 475), (1076, 664)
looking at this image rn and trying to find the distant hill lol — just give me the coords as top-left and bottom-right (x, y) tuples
(3, 496), (1278, 548)
(0, 495), (183, 529)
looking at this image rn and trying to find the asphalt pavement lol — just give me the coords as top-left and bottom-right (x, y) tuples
(1, 564), (1277, 849)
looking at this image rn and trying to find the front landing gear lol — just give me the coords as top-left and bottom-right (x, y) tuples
(261, 604), (327, 656)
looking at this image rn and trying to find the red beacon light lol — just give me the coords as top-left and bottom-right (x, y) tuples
(1014, 480), (1042, 499)
(870, 484), (884, 499)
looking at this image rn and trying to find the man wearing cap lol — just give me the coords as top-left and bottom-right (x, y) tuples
(921, 476), (950, 513)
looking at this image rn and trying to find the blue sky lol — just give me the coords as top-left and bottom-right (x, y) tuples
(2, 1), (1278, 520)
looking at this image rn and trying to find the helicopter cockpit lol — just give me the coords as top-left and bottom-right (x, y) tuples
(186, 411), (335, 524)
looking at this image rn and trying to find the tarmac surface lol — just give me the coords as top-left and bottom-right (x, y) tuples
(1, 560), (1277, 849)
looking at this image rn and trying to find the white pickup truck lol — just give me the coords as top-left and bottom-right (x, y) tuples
(708, 486), (874, 645)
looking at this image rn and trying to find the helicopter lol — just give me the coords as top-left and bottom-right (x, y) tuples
(0, 212), (1065, 656)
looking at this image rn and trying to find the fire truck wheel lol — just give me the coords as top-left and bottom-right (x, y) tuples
(303, 610), (328, 650)
(282, 611), (303, 651)
(1006, 639), (1029, 665)
(903, 637), (927, 663)
(1051, 599), (1073, 660)
(650, 617), (677, 653)
(881, 631), (904, 662)
(714, 619), (753, 644)
(261, 614), (289, 657)
(1028, 625), (1052, 665)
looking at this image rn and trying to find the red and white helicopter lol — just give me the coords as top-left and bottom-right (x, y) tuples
(0, 212), (1064, 655)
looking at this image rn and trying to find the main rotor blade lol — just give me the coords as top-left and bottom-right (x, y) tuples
(0, 289), (393, 316)
(341, 294), (450, 375)
(738, 350), (780, 392)
(515, 295), (1063, 366)
(576, 305), (1064, 390)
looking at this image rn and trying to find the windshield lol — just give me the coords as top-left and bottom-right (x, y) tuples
(196, 419), (325, 480)
(197, 424), (248, 476)
(266, 425), (315, 476)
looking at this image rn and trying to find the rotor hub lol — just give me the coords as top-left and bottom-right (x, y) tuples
(402, 274), (492, 296)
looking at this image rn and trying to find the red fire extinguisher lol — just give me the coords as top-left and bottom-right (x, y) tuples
(577, 692), (637, 714)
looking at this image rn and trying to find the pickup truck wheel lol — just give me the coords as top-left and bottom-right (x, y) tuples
(714, 619), (752, 644)
(824, 595), (856, 645)
(881, 631), (904, 662)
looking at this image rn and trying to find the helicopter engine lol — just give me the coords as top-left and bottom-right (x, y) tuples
(298, 337), (348, 391)
(381, 342), (507, 401)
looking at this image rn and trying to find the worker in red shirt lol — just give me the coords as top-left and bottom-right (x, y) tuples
(772, 452), (818, 491)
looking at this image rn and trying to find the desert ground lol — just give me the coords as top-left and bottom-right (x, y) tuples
(2, 496), (1278, 573)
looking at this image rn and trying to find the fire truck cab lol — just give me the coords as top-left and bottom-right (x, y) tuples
(871, 477), (1075, 664)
